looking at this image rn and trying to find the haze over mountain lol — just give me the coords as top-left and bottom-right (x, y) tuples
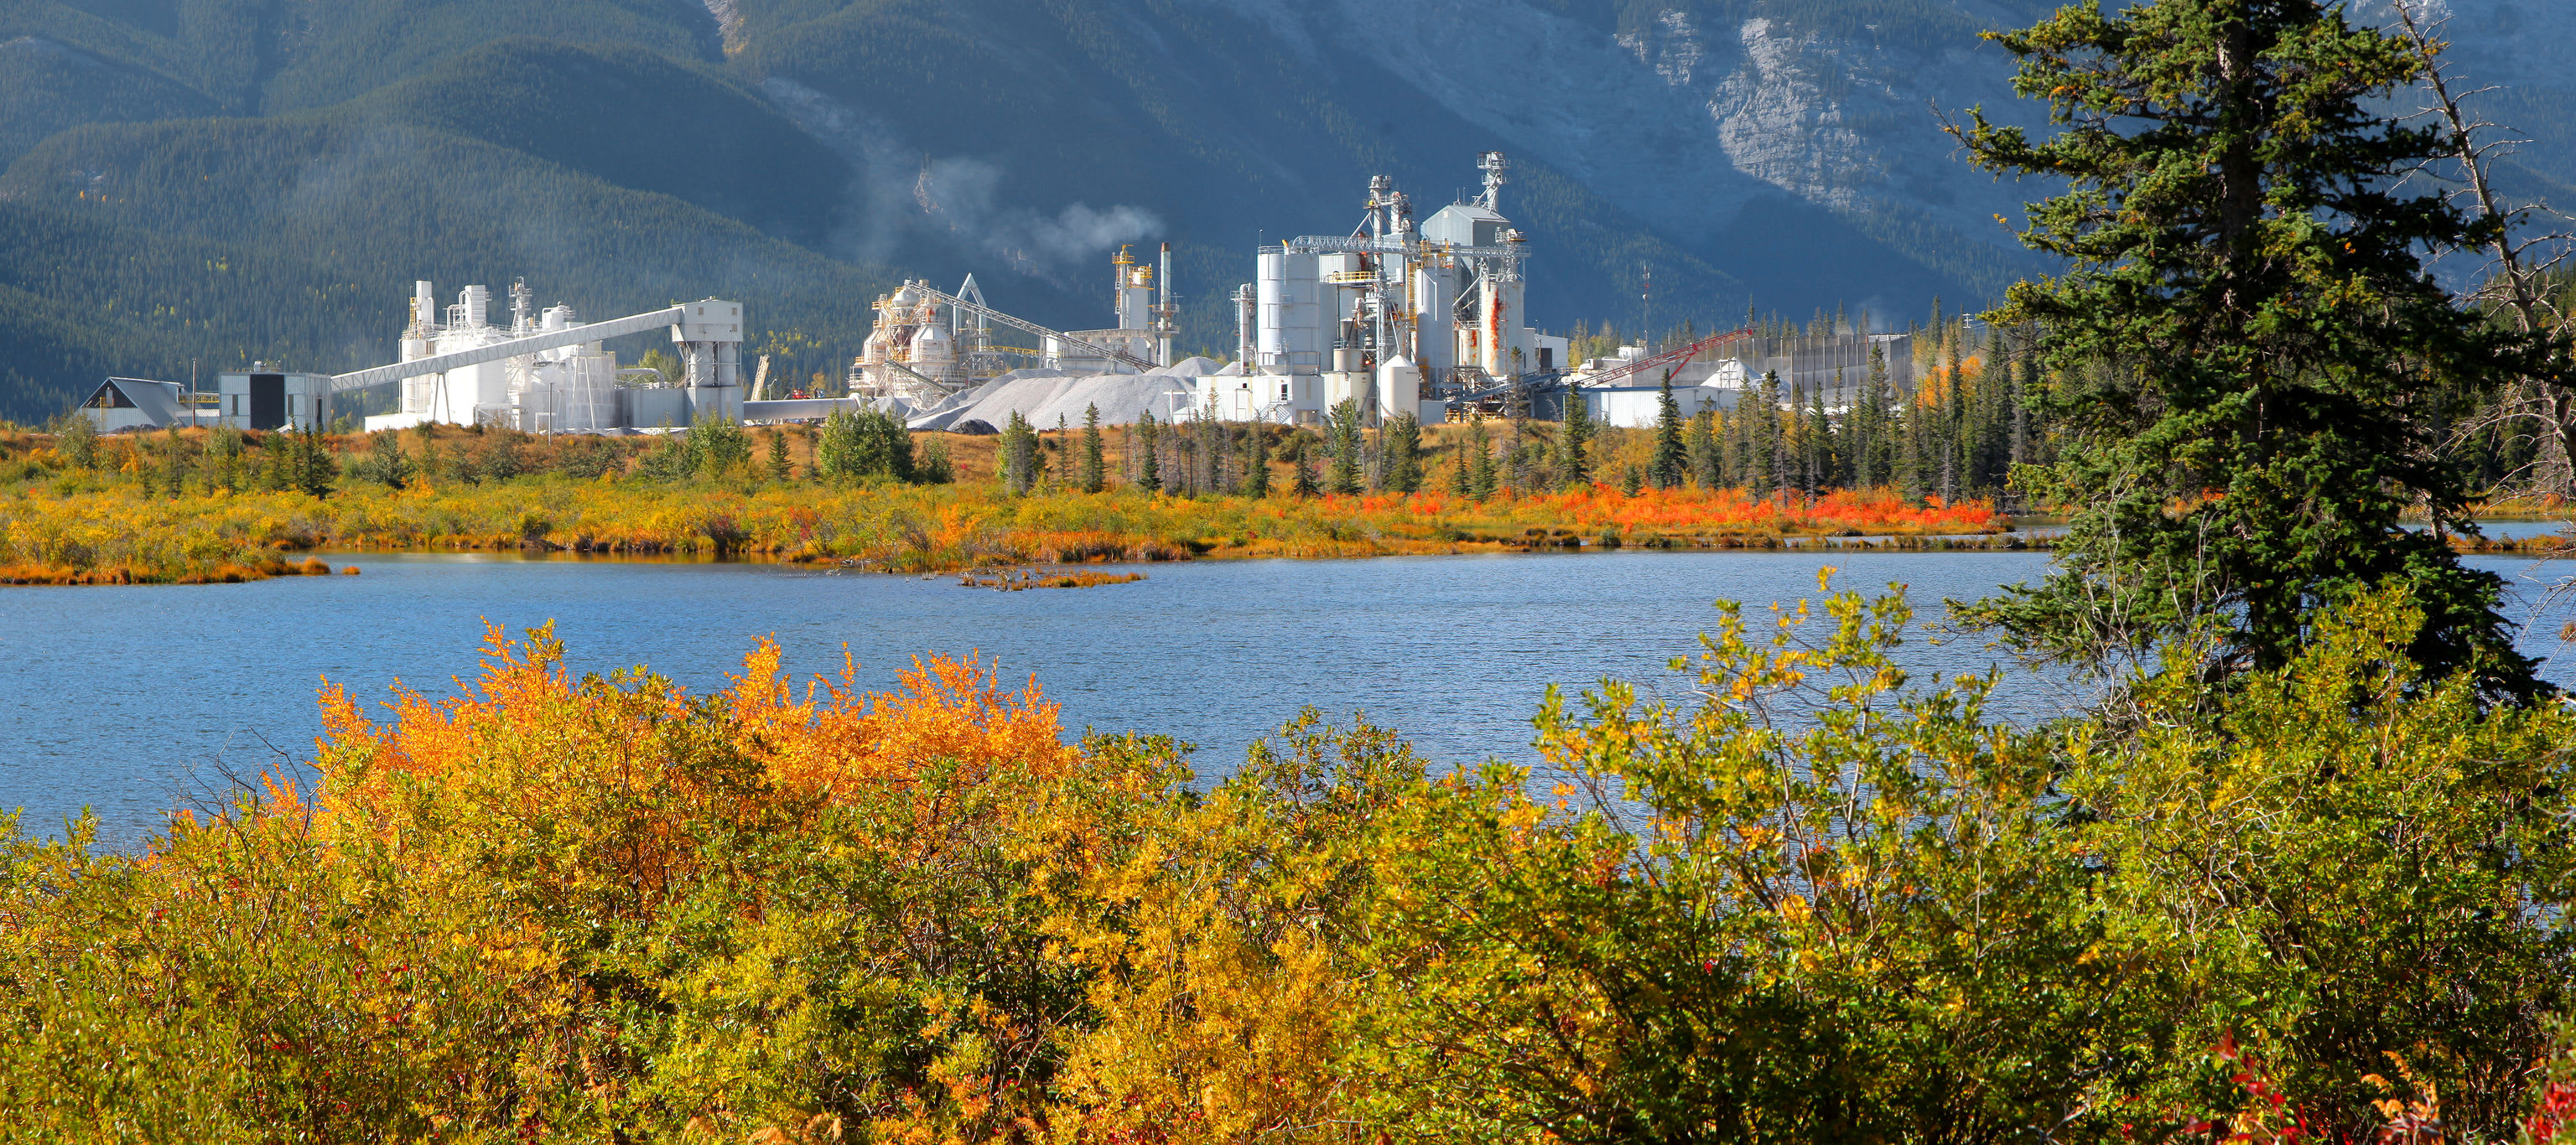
(0, 0), (2568, 420)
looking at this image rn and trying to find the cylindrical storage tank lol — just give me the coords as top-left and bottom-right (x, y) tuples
(1375, 356), (1418, 422)
(1234, 283), (1257, 365)
(1282, 252), (1321, 370)
(462, 285), (490, 329)
(1255, 250), (1288, 363)
(1333, 347), (1359, 374)
(1255, 249), (1322, 371)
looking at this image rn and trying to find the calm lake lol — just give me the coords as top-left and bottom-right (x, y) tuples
(7, 544), (2573, 848)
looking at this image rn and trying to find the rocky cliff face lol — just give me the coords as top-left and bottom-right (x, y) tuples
(1206, 0), (2046, 262)
(1208, 0), (2576, 307)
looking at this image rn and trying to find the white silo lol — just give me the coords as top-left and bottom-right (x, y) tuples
(1375, 355), (1420, 424)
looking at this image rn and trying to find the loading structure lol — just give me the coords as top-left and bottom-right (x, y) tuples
(849, 246), (1179, 407)
(340, 281), (745, 432)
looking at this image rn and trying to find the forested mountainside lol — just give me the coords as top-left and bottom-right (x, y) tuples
(0, 0), (2567, 420)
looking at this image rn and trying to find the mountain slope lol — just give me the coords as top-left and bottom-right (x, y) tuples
(0, 0), (2566, 421)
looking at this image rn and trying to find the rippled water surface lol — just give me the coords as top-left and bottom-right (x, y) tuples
(6, 547), (2572, 847)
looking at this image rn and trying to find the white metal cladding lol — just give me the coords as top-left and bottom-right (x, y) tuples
(330, 305), (688, 392)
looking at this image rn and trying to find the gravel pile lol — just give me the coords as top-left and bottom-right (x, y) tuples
(911, 358), (1239, 433)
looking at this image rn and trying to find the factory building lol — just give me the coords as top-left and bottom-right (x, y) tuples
(330, 282), (743, 433)
(1207, 153), (1554, 426)
(74, 377), (192, 433)
(217, 366), (334, 431)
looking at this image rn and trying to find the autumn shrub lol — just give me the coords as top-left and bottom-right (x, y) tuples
(1340, 578), (2576, 1142)
(1, 448), (2006, 587)
(0, 630), (1168, 1142)
(2, 583), (2568, 1142)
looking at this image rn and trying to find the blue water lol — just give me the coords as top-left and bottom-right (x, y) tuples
(4, 549), (2571, 848)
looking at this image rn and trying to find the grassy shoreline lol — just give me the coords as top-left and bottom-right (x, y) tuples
(6, 423), (2561, 585)
(1, 424), (2018, 584)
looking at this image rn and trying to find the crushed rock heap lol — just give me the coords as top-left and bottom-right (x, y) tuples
(908, 358), (1239, 433)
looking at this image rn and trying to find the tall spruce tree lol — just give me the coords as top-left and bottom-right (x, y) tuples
(1080, 404), (1106, 493)
(1957, 0), (2542, 692)
(1244, 424), (1272, 498)
(1136, 412), (1161, 493)
(1809, 375), (1836, 490)
(1000, 412), (1040, 494)
(1327, 399), (1364, 495)
(1385, 412), (1426, 493)
(1749, 370), (1783, 500)
(1649, 370), (1687, 489)
(1686, 409), (1720, 490)
(1556, 391), (1594, 489)
(1467, 416), (1497, 500)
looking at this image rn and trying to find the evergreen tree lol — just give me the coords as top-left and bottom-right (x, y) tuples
(353, 429), (413, 490)
(1136, 412), (1161, 493)
(1447, 439), (1470, 497)
(1054, 414), (1071, 493)
(1649, 370), (1686, 490)
(1244, 424), (1272, 498)
(1467, 416), (1496, 500)
(1291, 441), (1319, 497)
(1686, 409), (1720, 490)
(1000, 411), (1040, 494)
(207, 423), (245, 492)
(1748, 371), (1782, 499)
(1897, 378), (1927, 505)
(1556, 390), (1593, 488)
(290, 426), (336, 499)
(1806, 376), (1836, 492)
(261, 435), (292, 491)
(1327, 399), (1363, 495)
(1384, 412), (1425, 493)
(1728, 372), (1760, 486)
(158, 426), (190, 499)
(1081, 404), (1106, 493)
(2009, 334), (2033, 469)
(1619, 464), (1644, 496)
(766, 428), (791, 481)
(1958, 0), (2542, 691)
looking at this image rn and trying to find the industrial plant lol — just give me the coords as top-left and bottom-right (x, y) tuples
(76, 151), (1914, 438)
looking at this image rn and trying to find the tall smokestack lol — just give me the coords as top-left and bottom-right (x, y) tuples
(1157, 241), (1175, 367)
